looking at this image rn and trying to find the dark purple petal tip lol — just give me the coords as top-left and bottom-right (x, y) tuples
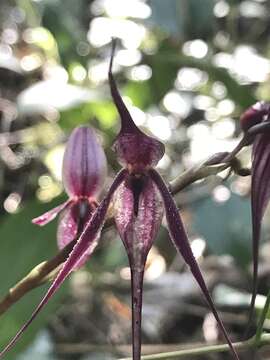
(240, 102), (269, 132)
(108, 39), (165, 171)
(62, 126), (107, 198)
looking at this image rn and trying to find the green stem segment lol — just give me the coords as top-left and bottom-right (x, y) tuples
(120, 334), (270, 360)
(255, 289), (270, 344)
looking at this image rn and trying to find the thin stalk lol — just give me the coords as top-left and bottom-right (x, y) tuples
(130, 267), (144, 360)
(119, 334), (270, 360)
(223, 136), (249, 163)
(255, 289), (270, 344)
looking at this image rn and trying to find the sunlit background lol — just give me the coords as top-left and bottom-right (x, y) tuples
(0, 0), (270, 359)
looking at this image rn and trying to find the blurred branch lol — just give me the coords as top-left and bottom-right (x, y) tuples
(119, 334), (270, 360)
(169, 161), (229, 195)
(0, 135), (250, 317)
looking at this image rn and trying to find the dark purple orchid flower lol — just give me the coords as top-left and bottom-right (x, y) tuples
(0, 42), (239, 360)
(32, 126), (107, 267)
(240, 102), (270, 330)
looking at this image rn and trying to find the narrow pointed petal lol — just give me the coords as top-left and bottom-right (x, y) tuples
(0, 169), (127, 358)
(62, 126), (107, 198)
(32, 200), (71, 226)
(246, 133), (270, 329)
(109, 40), (164, 171)
(149, 169), (239, 360)
(113, 176), (163, 360)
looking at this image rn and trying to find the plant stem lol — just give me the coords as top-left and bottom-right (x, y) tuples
(223, 136), (248, 163)
(255, 289), (270, 344)
(120, 334), (270, 360)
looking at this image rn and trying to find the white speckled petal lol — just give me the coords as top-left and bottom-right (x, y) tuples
(113, 176), (163, 265)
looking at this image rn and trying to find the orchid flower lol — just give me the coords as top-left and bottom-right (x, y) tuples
(0, 42), (239, 360)
(32, 126), (107, 267)
(239, 102), (270, 330)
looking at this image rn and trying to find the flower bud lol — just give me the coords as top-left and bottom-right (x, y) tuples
(240, 102), (269, 131)
(62, 126), (107, 198)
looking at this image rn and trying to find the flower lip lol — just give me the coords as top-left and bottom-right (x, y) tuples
(62, 126), (107, 198)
